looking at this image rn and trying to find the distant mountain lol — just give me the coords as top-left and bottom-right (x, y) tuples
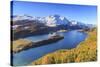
(12, 15), (34, 21)
(11, 14), (95, 40)
(11, 14), (95, 30)
(45, 15), (70, 27)
(12, 14), (70, 27)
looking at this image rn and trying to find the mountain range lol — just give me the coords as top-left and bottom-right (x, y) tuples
(12, 14), (95, 27)
(11, 14), (95, 40)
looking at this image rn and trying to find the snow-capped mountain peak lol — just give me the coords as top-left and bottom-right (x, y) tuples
(45, 15), (70, 27)
(12, 14), (94, 30)
(12, 14), (70, 27)
(12, 15), (35, 21)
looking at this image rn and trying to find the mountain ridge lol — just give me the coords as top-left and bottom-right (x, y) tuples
(11, 14), (87, 27)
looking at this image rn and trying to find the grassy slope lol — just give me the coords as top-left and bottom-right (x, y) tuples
(31, 29), (97, 65)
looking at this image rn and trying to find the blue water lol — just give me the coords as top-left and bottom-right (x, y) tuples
(13, 30), (87, 66)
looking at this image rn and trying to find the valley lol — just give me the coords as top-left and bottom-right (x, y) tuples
(11, 14), (96, 66)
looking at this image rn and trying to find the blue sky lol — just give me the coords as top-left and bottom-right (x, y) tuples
(11, 1), (97, 24)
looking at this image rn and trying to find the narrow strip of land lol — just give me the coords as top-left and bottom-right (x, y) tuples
(12, 35), (64, 53)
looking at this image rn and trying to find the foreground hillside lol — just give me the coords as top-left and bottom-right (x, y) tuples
(31, 29), (97, 65)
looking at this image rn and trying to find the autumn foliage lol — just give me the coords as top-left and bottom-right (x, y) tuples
(31, 29), (97, 65)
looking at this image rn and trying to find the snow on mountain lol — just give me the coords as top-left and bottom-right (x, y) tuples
(12, 14), (70, 27)
(12, 15), (34, 21)
(12, 14), (90, 28)
(45, 15), (70, 27)
(69, 20), (77, 26)
(70, 20), (86, 26)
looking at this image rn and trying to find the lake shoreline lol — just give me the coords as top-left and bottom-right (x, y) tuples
(12, 30), (88, 66)
(31, 29), (97, 65)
